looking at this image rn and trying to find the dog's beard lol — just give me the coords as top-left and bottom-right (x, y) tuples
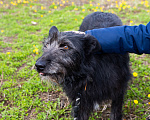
(39, 64), (66, 85)
(40, 73), (65, 85)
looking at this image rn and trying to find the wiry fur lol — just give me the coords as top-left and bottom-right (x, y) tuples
(35, 12), (131, 120)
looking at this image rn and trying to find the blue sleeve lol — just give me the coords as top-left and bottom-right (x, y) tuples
(85, 22), (150, 54)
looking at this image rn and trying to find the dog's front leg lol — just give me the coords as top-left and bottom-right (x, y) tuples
(72, 93), (81, 120)
(72, 93), (91, 120)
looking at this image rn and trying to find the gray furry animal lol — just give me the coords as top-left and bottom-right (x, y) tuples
(35, 12), (131, 120)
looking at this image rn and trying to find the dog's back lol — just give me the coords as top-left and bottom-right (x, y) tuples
(79, 12), (122, 31)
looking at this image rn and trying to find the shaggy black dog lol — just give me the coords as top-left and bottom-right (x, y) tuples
(35, 12), (131, 120)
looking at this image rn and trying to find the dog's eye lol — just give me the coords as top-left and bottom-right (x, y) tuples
(64, 46), (68, 50)
(60, 44), (69, 50)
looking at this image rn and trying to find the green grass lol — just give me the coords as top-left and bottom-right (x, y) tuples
(0, 0), (150, 119)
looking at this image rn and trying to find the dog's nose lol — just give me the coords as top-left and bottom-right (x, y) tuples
(35, 61), (46, 71)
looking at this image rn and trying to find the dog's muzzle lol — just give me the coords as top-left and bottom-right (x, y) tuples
(35, 60), (64, 84)
(35, 60), (46, 75)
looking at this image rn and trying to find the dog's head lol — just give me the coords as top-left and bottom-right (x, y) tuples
(35, 26), (101, 84)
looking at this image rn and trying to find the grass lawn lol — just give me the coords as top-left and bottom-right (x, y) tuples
(0, 0), (150, 119)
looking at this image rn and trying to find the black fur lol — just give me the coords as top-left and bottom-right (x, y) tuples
(79, 12), (122, 31)
(35, 12), (131, 120)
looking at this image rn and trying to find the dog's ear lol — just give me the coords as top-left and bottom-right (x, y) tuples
(49, 26), (59, 43)
(83, 34), (101, 55)
(49, 26), (59, 37)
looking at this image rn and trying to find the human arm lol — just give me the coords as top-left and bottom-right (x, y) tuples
(85, 22), (150, 54)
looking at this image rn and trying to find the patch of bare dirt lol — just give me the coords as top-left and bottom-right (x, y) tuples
(24, 91), (69, 120)
(0, 47), (12, 53)
(40, 91), (69, 108)
(3, 36), (17, 43)
(24, 108), (37, 120)
(0, 36), (18, 53)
